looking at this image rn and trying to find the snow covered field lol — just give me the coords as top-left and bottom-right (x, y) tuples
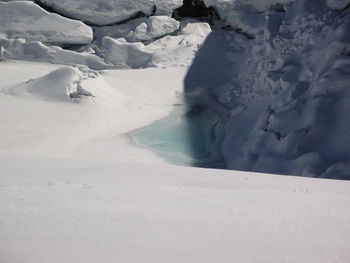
(1, 158), (350, 263)
(1, 0), (350, 262)
(1, 59), (350, 263)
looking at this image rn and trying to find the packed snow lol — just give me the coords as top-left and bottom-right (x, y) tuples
(0, 1), (93, 44)
(1, 158), (350, 263)
(35, 0), (183, 26)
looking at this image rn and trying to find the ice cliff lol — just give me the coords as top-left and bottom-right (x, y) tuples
(185, 0), (350, 178)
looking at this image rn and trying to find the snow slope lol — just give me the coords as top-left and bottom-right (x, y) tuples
(0, 1), (93, 44)
(1, 158), (350, 263)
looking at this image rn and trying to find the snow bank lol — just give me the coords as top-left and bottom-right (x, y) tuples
(0, 1), (93, 45)
(2, 67), (96, 102)
(150, 20), (212, 67)
(0, 37), (112, 70)
(185, 0), (350, 178)
(35, 0), (183, 26)
(100, 20), (211, 68)
(101, 37), (153, 68)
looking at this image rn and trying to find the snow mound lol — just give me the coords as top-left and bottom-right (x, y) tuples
(0, 1), (93, 45)
(101, 37), (153, 68)
(35, 0), (183, 26)
(0, 37), (112, 70)
(150, 20), (212, 67)
(130, 16), (180, 42)
(95, 16), (180, 43)
(2, 67), (95, 101)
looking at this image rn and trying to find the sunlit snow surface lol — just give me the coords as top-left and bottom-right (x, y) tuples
(1, 0), (350, 261)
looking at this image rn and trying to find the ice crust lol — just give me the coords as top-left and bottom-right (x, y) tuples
(0, 1), (93, 45)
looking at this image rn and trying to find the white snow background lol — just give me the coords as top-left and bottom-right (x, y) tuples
(1, 0), (350, 262)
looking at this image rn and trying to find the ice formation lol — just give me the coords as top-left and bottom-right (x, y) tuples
(35, 0), (183, 26)
(0, 1), (93, 44)
(0, 37), (113, 70)
(185, 0), (350, 178)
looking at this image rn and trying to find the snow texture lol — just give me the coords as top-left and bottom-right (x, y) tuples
(1, 158), (350, 263)
(35, 0), (183, 26)
(0, 1), (93, 45)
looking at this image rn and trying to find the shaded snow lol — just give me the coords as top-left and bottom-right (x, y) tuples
(327, 0), (350, 9)
(185, 0), (350, 178)
(204, 0), (296, 12)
